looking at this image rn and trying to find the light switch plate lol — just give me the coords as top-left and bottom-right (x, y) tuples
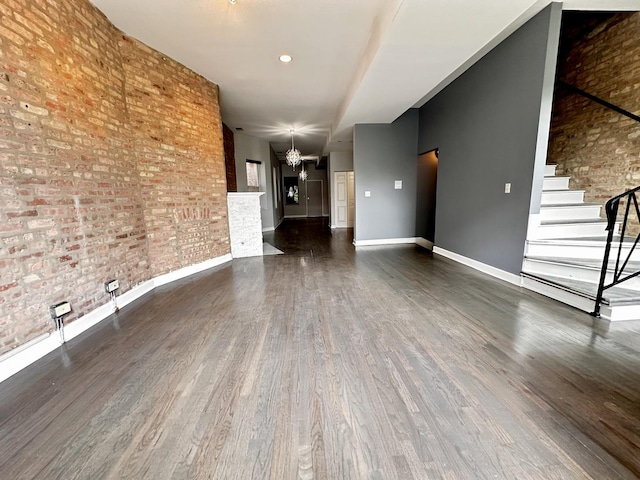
(395, 180), (403, 189)
(364, 191), (371, 197)
(505, 183), (511, 194)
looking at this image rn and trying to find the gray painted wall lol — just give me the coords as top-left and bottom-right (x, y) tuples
(269, 147), (284, 229)
(418, 4), (561, 274)
(234, 133), (278, 230)
(282, 162), (329, 217)
(354, 109), (419, 241)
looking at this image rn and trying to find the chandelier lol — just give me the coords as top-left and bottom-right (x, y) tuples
(299, 163), (308, 182)
(286, 129), (301, 168)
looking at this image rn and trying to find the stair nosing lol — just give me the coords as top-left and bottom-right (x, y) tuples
(539, 219), (607, 226)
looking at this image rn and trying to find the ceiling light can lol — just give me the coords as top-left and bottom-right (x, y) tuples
(279, 54), (292, 63)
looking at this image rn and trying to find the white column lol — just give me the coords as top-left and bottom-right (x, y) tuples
(227, 192), (265, 258)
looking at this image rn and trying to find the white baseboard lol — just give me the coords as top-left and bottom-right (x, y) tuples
(263, 216), (285, 233)
(415, 237), (434, 250)
(154, 254), (232, 287)
(433, 246), (521, 286)
(354, 237), (416, 247)
(353, 237), (433, 249)
(0, 253), (233, 384)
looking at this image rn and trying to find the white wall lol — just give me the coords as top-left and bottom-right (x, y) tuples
(234, 133), (277, 230)
(328, 151), (354, 227)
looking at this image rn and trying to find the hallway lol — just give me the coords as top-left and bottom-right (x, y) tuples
(1, 220), (639, 479)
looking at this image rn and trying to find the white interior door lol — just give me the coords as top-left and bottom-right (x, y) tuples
(347, 171), (355, 228)
(334, 172), (348, 228)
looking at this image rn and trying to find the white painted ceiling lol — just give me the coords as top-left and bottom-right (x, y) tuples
(90, 0), (639, 159)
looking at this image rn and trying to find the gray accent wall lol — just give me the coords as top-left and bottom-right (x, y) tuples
(233, 132), (278, 230)
(354, 109), (419, 241)
(418, 4), (562, 274)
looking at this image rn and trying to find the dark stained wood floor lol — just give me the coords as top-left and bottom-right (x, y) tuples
(1, 218), (640, 479)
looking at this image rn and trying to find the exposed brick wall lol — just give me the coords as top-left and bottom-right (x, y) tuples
(120, 37), (228, 277)
(0, 0), (229, 354)
(223, 123), (237, 192)
(548, 13), (640, 207)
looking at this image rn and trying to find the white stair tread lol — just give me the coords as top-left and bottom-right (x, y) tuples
(527, 235), (633, 246)
(539, 218), (606, 226)
(524, 255), (640, 272)
(540, 202), (601, 208)
(521, 272), (640, 306)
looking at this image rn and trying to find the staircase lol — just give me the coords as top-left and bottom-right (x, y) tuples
(521, 164), (640, 321)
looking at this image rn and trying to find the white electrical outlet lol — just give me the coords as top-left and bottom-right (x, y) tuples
(365, 191), (371, 197)
(105, 279), (119, 293)
(504, 183), (511, 194)
(50, 301), (71, 319)
(394, 180), (402, 189)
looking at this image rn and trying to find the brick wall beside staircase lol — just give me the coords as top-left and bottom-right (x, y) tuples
(548, 12), (640, 207)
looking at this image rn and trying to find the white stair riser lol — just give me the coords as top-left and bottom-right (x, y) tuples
(541, 190), (584, 204)
(525, 242), (640, 261)
(543, 176), (570, 191)
(544, 164), (557, 177)
(600, 304), (640, 321)
(521, 276), (594, 312)
(522, 259), (640, 290)
(539, 205), (601, 221)
(535, 223), (612, 239)
(521, 276), (639, 321)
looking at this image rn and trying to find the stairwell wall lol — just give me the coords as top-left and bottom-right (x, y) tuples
(548, 12), (640, 207)
(417, 4), (562, 275)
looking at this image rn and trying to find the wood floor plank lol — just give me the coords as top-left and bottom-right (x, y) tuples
(1, 218), (639, 479)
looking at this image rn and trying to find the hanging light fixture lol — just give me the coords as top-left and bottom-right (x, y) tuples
(286, 129), (301, 169)
(299, 162), (308, 182)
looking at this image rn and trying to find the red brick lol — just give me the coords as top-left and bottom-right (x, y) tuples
(0, 0), (229, 355)
(549, 13), (640, 208)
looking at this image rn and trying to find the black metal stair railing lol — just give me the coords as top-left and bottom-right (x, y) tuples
(592, 186), (640, 317)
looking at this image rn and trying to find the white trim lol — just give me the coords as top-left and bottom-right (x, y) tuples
(0, 253), (233, 384)
(526, 213), (542, 241)
(227, 192), (265, 197)
(354, 237), (418, 247)
(353, 237), (433, 249)
(263, 216), (284, 233)
(0, 333), (60, 384)
(415, 237), (434, 250)
(154, 254), (232, 286)
(433, 246), (521, 286)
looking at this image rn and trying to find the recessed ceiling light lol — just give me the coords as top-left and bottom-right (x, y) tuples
(279, 54), (292, 63)
(229, 0), (236, 4)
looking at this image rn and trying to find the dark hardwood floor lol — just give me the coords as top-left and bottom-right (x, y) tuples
(1, 218), (640, 479)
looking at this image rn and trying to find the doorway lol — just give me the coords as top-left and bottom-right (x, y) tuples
(334, 171), (354, 228)
(416, 149), (438, 242)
